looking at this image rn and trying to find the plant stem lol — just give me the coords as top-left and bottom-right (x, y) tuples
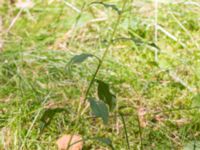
(75, 0), (129, 132)
(83, 0), (128, 105)
(120, 113), (130, 150)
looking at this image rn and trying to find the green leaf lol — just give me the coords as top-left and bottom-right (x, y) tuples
(130, 37), (144, 45)
(147, 61), (159, 67)
(148, 42), (161, 51)
(95, 137), (114, 150)
(112, 37), (143, 45)
(88, 97), (109, 124)
(69, 53), (94, 65)
(96, 80), (116, 111)
(91, 2), (121, 14)
(40, 108), (67, 131)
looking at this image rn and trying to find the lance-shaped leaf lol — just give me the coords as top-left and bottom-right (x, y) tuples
(148, 42), (161, 51)
(95, 137), (114, 150)
(96, 80), (116, 111)
(88, 97), (109, 124)
(112, 37), (143, 45)
(40, 108), (67, 131)
(91, 2), (121, 14)
(68, 53), (94, 65)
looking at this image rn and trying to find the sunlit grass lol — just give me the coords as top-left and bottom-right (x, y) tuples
(0, 0), (200, 149)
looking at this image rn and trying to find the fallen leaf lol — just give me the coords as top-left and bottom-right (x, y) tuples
(56, 134), (83, 150)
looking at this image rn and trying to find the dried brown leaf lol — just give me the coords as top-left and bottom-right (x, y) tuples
(56, 134), (83, 150)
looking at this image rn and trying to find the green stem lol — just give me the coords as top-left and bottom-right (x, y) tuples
(120, 113), (130, 150)
(75, 0), (129, 132)
(83, 0), (128, 105)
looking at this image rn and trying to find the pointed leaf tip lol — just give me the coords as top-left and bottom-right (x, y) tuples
(96, 80), (116, 111)
(69, 53), (94, 65)
(95, 137), (114, 149)
(88, 97), (109, 124)
(91, 2), (121, 14)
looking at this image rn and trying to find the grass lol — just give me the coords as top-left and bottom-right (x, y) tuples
(0, 0), (200, 149)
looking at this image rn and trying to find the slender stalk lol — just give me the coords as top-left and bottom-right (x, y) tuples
(74, 0), (129, 137)
(75, 0), (129, 130)
(83, 0), (128, 105)
(120, 113), (130, 150)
